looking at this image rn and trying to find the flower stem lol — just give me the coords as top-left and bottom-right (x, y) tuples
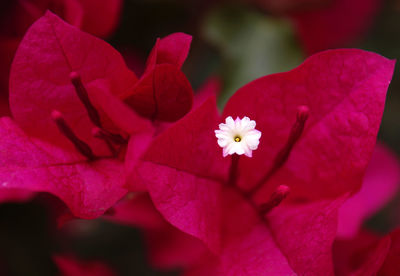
(228, 154), (240, 187)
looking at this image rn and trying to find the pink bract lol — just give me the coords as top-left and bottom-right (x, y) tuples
(223, 49), (394, 202)
(123, 33), (194, 122)
(0, 117), (127, 219)
(128, 49), (394, 274)
(1, 12), (152, 219)
(10, 11), (138, 153)
(185, 188), (346, 275)
(379, 229), (400, 275)
(337, 143), (400, 238)
(333, 230), (391, 276)
(0, 0), (122, 95)
(333, 228), (400, 276)
(105, 193), (208, 269)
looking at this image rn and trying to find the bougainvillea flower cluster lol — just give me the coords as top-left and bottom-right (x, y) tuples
(124, 47), (395, 274)
(109, 141), (400, 274)
(0, 12), (193, 219)
(0, 5), (397, 275)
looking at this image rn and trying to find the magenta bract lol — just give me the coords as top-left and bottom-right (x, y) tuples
(1, 12), (154, 219)
(128, 49), (395, 274)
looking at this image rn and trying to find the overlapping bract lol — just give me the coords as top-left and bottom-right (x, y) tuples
(0, 0), (122, 96)
(123, 33), (194, 122)
(0, 12), (193, 219)
(0, 6), (396, 275)
(124, 49), (395, 275)
(337, 143), (400, 238)
(333, 228), (400, 275)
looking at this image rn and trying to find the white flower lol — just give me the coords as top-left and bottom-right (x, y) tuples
(215, 116), (261, 157)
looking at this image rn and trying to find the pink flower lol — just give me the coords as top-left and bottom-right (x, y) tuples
(337, 143), (400, 238)
(0, 12), (194, 218)
(332, 144), (400, 274)
(106, 193), (208, 269)
(378, 229), (400, 275)
(333, 228), (400, 275)
(333, 230), (391, 275)
(0, 11), (195, 218)
(122, 32), (194, 122)
(2, 10), (195, 218)
(126, 49), (395, 274)
(105, 79), (223, 269)
(0, 11), (159, 219)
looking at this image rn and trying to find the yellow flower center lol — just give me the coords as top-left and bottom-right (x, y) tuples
(234, 136), (241, 142)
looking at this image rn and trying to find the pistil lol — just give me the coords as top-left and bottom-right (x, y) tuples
(70, 71), (127, 148)
(92, 127), (117, 156)
(70, 72), (102, 127)
(96, 128), (127, 145)
(247, 105), (309, 196)
(52, 110), (96, 160)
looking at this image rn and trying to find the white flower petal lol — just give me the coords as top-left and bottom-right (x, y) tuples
(217, 139), (229, 148)
(215, 116), (261, 158)
(225, 116), (235, 128)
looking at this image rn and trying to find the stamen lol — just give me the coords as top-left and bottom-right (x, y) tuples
(70, 72), (127, 147)
(52, 110), (96, 160)
(259, 185), (290, 214)
(92, 127), (117, 156)
(92, 127), (126, 145)
(248, 106), (309, 196)
(70, 72), (102, 127)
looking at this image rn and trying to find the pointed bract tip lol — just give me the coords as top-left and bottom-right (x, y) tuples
(44, 10), (56, 17)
